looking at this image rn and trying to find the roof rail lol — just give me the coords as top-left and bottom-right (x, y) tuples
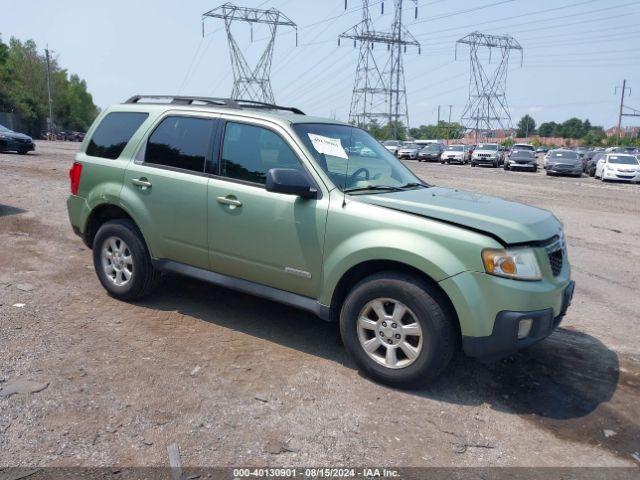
(123, 95), (305, 115)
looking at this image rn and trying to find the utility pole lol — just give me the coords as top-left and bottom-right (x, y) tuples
(437, 105), (441, 123)
(340, 0), (420, 139)
(447, 104), (453, 142)
(203, 3), (297, 103)
(45, 47), (54, 135)
(456, 32), (523, 142)
(615, 79), (631, 143)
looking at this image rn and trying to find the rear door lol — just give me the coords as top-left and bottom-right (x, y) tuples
(121, 113), (220, 269)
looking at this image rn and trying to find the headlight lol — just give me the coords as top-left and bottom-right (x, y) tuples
(482, 248), (542, 280)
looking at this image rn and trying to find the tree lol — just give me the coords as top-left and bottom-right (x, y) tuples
(0, 35), (98, 135)
(516, 115), (536, 137)
(538, 121), (558, 137)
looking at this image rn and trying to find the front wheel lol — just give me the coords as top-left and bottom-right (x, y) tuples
(340, 272), (457, 387)
(18, 149), (29, 155)
(471, 162), (476, 167)
(93, 219), (161, 301)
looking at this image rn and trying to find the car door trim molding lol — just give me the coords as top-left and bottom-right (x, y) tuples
(152, 259), (331, 321)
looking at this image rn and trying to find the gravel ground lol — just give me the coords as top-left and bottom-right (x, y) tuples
(0, 141), (639, 468)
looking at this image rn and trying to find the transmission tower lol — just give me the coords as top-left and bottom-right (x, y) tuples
(203, 3), (297, 103)
(456, 32), (522, 142)
(340, 1), (420, 138)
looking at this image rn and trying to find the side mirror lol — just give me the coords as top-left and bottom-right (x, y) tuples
(266, 168), (317, 199)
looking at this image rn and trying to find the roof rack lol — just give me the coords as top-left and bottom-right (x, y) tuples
(123, 95), (305, 115)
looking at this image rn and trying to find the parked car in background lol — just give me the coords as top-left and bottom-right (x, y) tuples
(509, 143), (535, 155)
(440, 144), (469, 164)
(397, 142), (421, 160)
(0, 124), (36, 154)
(382, 140), (402, 156)
(574, 146), (589, 159)
(586, 152), (604, 177)
(545, 150), (582, 177)
(581, 149), (597, 171)
(417, 143), (444, 162)
(471, 143), (502, 167)
(595, 154), (640, 182)
(67, 131), (86, 142)
(504, 150), (537, 172)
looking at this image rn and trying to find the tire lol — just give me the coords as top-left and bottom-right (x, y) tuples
(546, 170), (552, 176)
(504, 163), (509, 171)
(533, 166), (538, 172)
(471, 162), (476, 167)
(17, 149), (28, 155)
(92, 219), (160, 301)
(339, 272), (457, 387)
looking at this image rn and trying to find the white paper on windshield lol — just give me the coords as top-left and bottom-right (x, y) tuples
(307, 133), (348, 159)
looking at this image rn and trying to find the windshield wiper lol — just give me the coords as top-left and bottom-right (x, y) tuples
(343, 185), (404, 193)
(398, 182), (429, 189)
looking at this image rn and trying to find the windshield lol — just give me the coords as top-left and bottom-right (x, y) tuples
(402, 143), (418, 149)
(550, 151), (579, 159)
(513, 144), (535, 151)
(292, 123), (423, 193)
(608, 155), (639, 165)
(511, 151), (535, 160)
(0, 124), (12, 133)
(446, 145), (464, 151)
(424, 144), (441, 151)
(382, 140), (400, 146)
(477, 143), (498, 150)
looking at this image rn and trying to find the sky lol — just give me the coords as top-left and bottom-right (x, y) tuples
(2, 0), (639, 130)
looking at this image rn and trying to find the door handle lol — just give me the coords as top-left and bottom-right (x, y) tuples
(216, 196), (242, 207)
(132, 178), (152, 188)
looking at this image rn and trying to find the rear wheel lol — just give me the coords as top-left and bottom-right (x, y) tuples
(340, 272), (457, 387)
(93, 219), (160, 301)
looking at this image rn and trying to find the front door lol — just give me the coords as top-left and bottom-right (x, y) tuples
(207, 120), (328, 299)
(122, 114), (219, 269)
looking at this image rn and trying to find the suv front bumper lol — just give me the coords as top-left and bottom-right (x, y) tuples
(462, 281), (574, 359)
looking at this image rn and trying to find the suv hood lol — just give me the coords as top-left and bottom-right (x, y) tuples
(357, 187), (560, 244)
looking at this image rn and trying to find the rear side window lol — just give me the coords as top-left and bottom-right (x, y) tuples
(145, 116), (215, 173)
(86, 112), (148, 159)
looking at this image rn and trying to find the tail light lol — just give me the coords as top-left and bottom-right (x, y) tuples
(69, 162), (83, 195)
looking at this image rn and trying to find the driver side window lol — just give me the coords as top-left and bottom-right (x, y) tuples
(220, 122), (305, 185)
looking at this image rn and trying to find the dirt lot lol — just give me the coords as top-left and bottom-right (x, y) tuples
(1, 141), (639, 468)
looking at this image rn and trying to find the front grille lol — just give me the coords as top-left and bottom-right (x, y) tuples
(548, 249), (563, 276)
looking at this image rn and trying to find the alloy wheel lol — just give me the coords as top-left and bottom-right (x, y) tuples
(101, 236), (134, 286)
(357, 298), (423, 369)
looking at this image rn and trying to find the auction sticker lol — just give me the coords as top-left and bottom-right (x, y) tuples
(308, 133), (348, 159)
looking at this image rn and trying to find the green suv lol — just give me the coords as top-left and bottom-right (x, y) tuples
(67, 96), (574, 386)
